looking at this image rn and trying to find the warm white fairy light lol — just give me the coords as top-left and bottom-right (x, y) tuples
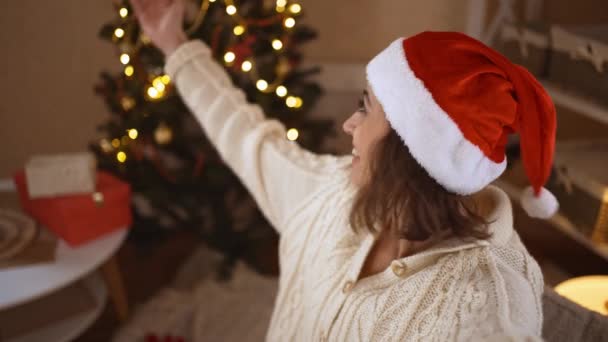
(284, 17), (296, 28)
(241, 60), (252, 72)
(147, 86), (160, 98)
(256, 80), (269, 91)
(119, 7), (129, 18)
(111, 138), (120, 148)
(152, 77), (166, 92)
(226, 5), (237, 15)
(294, 97), (303, 108)
(224, 51), (236, 63)
(272, 39), (283, 50)
(286, 128), (299, 141)
(276, 0), (287, 7)
(276, 5), (285, 13)
(286, 96), (297, 107)
(114, 28), (125, 38)
(289, 4), (302, 13)
(128, 129), (138, 139)
(161, 75), (171, 84)
(124, 65), (134, 77)
(286, 96), (303, 108)
(117, 151), (127, 163)
(276, 86), (287, 97)
(120, 53), (130, 65)
(233, 25), (245, 36)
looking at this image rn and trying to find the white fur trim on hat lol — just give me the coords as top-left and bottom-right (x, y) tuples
(520, 186), (559, 219)
(366, 38), (507, 195)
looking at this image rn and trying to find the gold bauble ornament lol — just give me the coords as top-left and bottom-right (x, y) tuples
(121, 96), (136, 111)
(155, 123), (173, 145)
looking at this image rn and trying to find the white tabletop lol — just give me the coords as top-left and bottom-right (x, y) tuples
(0, 227), (127, 309)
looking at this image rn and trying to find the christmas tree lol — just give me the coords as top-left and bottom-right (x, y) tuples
(91, 0), (332, 272)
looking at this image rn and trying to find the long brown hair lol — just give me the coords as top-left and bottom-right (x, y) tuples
(349, 130), (492, 241)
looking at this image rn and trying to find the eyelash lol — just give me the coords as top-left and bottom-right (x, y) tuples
(357, 99), (366, 113)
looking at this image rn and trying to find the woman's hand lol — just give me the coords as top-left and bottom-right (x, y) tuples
(131, 0), (187, 56)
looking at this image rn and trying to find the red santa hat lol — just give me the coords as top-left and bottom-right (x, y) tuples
(367, 31), (558, 219)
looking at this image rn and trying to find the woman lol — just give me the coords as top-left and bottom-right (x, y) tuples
(132, 0), (558, 340)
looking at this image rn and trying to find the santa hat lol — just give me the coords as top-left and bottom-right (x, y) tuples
(366, 31), (558, 219)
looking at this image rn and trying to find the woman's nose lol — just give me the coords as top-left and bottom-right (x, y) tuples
(342, 114), (356, 135)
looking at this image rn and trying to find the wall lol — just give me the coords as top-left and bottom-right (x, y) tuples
(0, 1), (116, 177)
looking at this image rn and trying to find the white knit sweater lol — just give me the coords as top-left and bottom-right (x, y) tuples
(165, 40), (545, 342)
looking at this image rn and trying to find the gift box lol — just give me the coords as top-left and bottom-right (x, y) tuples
(13, 170), (132, 246)
(25, 152), (97, 198)
(498, 22), (551, 77)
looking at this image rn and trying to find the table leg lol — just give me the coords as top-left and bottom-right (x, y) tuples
(100, 254), (129, 322)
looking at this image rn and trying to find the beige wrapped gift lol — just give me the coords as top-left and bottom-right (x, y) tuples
(25, 152), (97, 198)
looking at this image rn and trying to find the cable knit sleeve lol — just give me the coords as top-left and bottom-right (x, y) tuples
(164, 40), (350, 233)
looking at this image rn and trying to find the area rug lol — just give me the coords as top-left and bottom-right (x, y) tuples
(113, 247), (278, 342)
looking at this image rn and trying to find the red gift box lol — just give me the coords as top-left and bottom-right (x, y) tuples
(14, 170), (132, 247)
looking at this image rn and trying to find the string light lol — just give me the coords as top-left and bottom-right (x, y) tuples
(276, 0), (287, 13)
(147, 86), (160, 99)
(224, 51), (236, 64)
(289, 4), (302, 14)
(128, 128), (138, 139)
(114, 28), (125, 38)
(276, 85), (287, 97)
(152, 77), (165, 92)
(209, 0), (216, 2)
(241, 60), (252, 72)
(284, 17), (296, 28)
(111, 139), (120, 148)
(286, 96), (303, 108)
(286, 128), (299, 141)
(119, 7), (129, 18)
(294, 97), (303, 108)
(120, 53), (130, 65)
(124, 65), (134, 77)
(256, 80), (268, 91)
(226, 5), (237, 15)
(233, 25), (245, 36)
(117, 151), (127, 163)
(160, 75), (171, 84)
(272, 39), (283, 50)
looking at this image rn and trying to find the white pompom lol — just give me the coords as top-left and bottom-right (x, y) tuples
(520, 186), (559, 219)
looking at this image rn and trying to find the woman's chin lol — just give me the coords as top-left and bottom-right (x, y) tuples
(349, 165), (362, 187)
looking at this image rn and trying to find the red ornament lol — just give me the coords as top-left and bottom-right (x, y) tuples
(192, 151), (206, 177)
(229, 35), (257, 72)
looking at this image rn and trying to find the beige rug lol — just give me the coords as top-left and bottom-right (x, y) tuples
(113, 247), (278, 342)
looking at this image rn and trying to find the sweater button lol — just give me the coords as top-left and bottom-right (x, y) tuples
(342, 280), (354, 293)
(391, 261), (407, 277)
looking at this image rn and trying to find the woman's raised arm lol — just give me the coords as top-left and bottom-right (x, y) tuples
(132, 0), (351, 232)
